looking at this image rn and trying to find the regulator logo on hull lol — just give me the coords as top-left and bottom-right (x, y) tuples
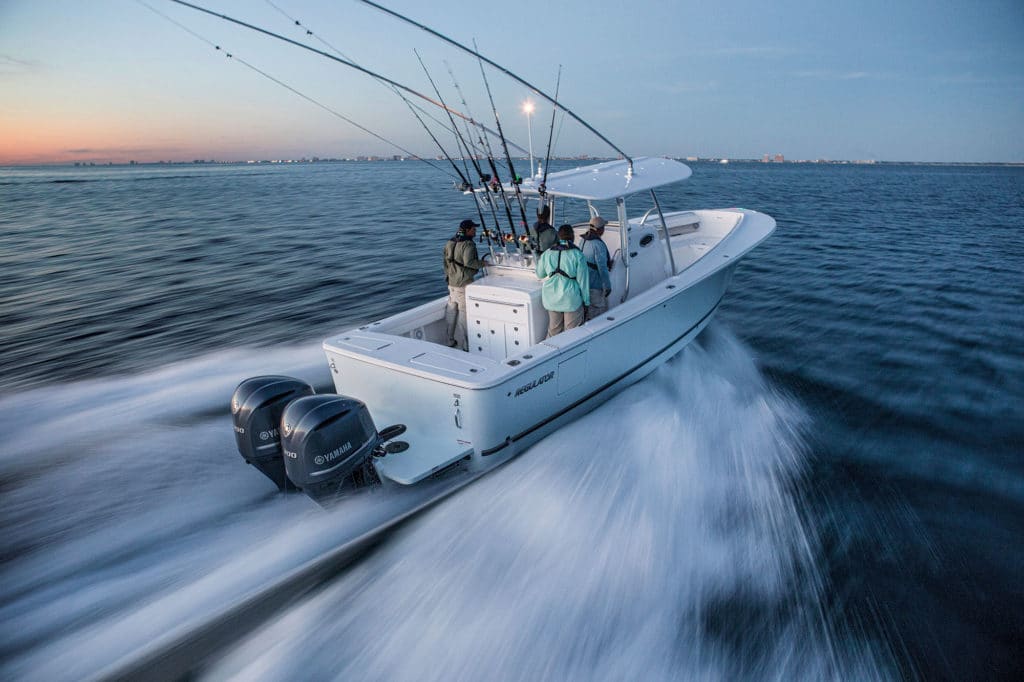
(514, 371), (555, 397)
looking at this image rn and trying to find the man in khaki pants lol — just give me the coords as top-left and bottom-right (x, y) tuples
(443, 219), (487, 350)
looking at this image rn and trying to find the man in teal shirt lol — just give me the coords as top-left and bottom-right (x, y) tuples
(535, 224), (590, 338)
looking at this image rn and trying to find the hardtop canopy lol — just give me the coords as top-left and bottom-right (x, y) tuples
(519, 156), (692, 201)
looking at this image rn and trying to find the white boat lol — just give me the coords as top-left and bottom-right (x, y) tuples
(232, 156), (775, 504)
(152, 0), (775, 502)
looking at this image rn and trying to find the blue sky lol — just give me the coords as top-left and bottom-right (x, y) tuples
(1, 0), (1022, 164)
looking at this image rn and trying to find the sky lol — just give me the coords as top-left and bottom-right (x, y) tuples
(1, 0), (1022, 164)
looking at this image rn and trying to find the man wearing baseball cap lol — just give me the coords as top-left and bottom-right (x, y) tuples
(442, 219), (487, 350)
(580, 215), (612, 319)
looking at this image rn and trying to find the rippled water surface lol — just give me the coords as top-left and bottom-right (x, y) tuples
(1, 161), (1022, 680)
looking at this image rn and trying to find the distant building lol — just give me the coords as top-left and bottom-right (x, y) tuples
(762, 153), (771, 163)
(773, 153), (784, 163)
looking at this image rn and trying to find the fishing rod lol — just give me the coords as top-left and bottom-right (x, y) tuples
(471, 104), (520, 251)
(442, 61), (511, 252)
(166, 0), (528, 157)
(436, 54), (519, 251)
(412, 50), (477, 194)
(356, 0), (634, 172)
(540, 65), (562, 195)
(414, 49), (508, 251)
(444, 60), (485, 164)
(441, 54), (518, 250)
(474, 38), (530, 248)
(396, 97), (498, 253)
(479, 137), (519, 250)
(137, 0), (455, 179)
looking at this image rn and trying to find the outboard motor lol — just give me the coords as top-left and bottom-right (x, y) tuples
(280, 395), (383, 505)
(231, 375), (315, 491)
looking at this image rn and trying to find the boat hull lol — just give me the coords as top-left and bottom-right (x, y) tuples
(324, 263), (734, 483)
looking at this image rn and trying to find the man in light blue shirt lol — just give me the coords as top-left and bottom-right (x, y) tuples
(579, 216), (612, 319)
(535, 224), (590, 337)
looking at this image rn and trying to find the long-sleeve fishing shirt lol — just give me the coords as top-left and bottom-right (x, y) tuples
(444, 235), (487, 288)
(535, 241), (590, 312)
(580, 233), (612, 291)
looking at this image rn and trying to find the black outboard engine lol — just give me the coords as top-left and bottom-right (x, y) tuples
(280, 395), (383, 505)
(231, 376), (315, 491)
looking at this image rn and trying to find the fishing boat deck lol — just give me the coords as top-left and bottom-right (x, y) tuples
(325, 208), (752, 386)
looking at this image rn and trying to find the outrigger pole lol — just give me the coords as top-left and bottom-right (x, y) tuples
(257, 2), (495, 249)
(166, 0), (528, 158)
(265, 0), (452, 125)
(139, 0), (455, 179)
(356, 0), (634, 172)
(262, 2), (473, 184)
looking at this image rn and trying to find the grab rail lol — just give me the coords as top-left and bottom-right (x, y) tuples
(650, 190), (678, 276)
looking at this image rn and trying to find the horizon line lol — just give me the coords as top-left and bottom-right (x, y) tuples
(3, 157), (1023, 168)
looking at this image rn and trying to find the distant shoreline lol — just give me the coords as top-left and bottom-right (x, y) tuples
(2, 158), (1022, 169)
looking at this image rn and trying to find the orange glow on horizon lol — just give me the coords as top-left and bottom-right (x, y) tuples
(0, 113), (196, 165)
(1, 111), (370, 166)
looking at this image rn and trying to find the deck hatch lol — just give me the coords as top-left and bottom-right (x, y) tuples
(333, 334), (393, 352)
(410, 352), (489, 377)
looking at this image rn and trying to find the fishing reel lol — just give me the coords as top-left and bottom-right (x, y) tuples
(454, 180), (473, 192)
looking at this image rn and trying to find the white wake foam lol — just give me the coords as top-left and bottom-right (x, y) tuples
(207, 327), (891, 681)
(0, 328), (892, 681)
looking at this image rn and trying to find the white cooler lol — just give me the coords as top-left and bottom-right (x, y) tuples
(465, 273), (547, 361)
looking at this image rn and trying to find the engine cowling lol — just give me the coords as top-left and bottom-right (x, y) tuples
(231, 375), (315, 490)
(280, 395), (380, 505)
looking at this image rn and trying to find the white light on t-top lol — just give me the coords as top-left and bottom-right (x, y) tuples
(522, 100), (535, 178)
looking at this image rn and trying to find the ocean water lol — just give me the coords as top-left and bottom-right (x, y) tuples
(0, 160), (1021, 680)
